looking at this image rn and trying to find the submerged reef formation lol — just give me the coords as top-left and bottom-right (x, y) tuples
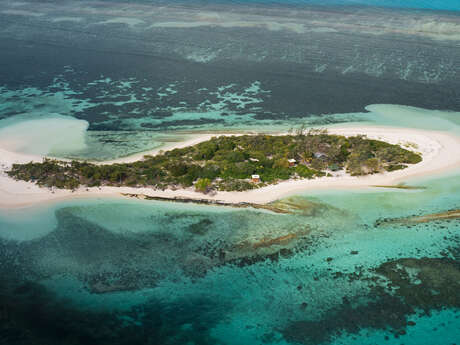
(372, 183), (426, 190)
(376, 258), (460, 310)
(282, 257), (460, 344)
(0, 193), (458, 345)
(123, 193), (340, 216)
(375, 209), (460, 227)
(2, 229), (458, 345)
(0, 280), (227, 345)
(0, 197), (346, 293)
(7, 131), (421, 192)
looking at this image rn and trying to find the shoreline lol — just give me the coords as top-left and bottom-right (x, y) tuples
(1, 126), (460, 209)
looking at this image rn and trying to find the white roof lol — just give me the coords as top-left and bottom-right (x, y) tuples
(288, 159), (296, 162)
(251, 174), (260, 178)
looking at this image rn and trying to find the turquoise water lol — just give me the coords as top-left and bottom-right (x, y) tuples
(0, 74), (370, 160)
(1, 166), (459, 344)
(1, 105), (459, 345)
(1, 0), (459, 342)
(1, 93), (459, 344)
(3, 86), (459, 160)
(2, 62), (458, 160)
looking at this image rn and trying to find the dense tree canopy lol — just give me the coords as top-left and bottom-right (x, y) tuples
(7, 130), (422, 192)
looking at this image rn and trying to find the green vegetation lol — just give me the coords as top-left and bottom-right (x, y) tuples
(7, 130), (422, 192)
(195, 178), (212, 193)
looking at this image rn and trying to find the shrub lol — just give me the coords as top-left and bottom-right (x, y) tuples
(364, 158), (380, 173)
(167, 163), (188, 177)
(403, 152), (422, 164)
(225, 150), (247, 163)
(217, 179), (254, 192)
(193, 142), (218, 160)
(273, 158), (289, 169)
(386, 164), (407, 172)
(295, 165), (315, 179)
(199, 164), (221, 180)
(179, 174), (195, 187)
(328, 163), (340, 171)
(195, 178), (212, 193)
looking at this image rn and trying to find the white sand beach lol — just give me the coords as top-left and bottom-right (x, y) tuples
(1, 126), (460, 209)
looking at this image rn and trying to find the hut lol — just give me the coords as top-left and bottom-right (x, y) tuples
(314, 152), (327, 160)
(288, 159), (296, 167)
(251, 174), (260, 183)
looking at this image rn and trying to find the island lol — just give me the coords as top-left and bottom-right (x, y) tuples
(7, 129), (422, 193)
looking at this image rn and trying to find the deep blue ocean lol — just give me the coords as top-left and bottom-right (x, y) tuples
(189, 0), (460, 11)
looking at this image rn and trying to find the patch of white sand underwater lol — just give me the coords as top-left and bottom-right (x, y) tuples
(0, 202), (59, 241)
(0, 115), (89, 156)
(364, 104), (460, 133)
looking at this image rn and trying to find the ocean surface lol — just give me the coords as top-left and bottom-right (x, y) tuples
(0, 1), (459, 344)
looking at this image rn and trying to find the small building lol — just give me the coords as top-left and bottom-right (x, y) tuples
(251, 174), (260, 183)
(249, 158), (260, 162)
(288, 159), (296, 167)
(314, 152), (327, 160)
